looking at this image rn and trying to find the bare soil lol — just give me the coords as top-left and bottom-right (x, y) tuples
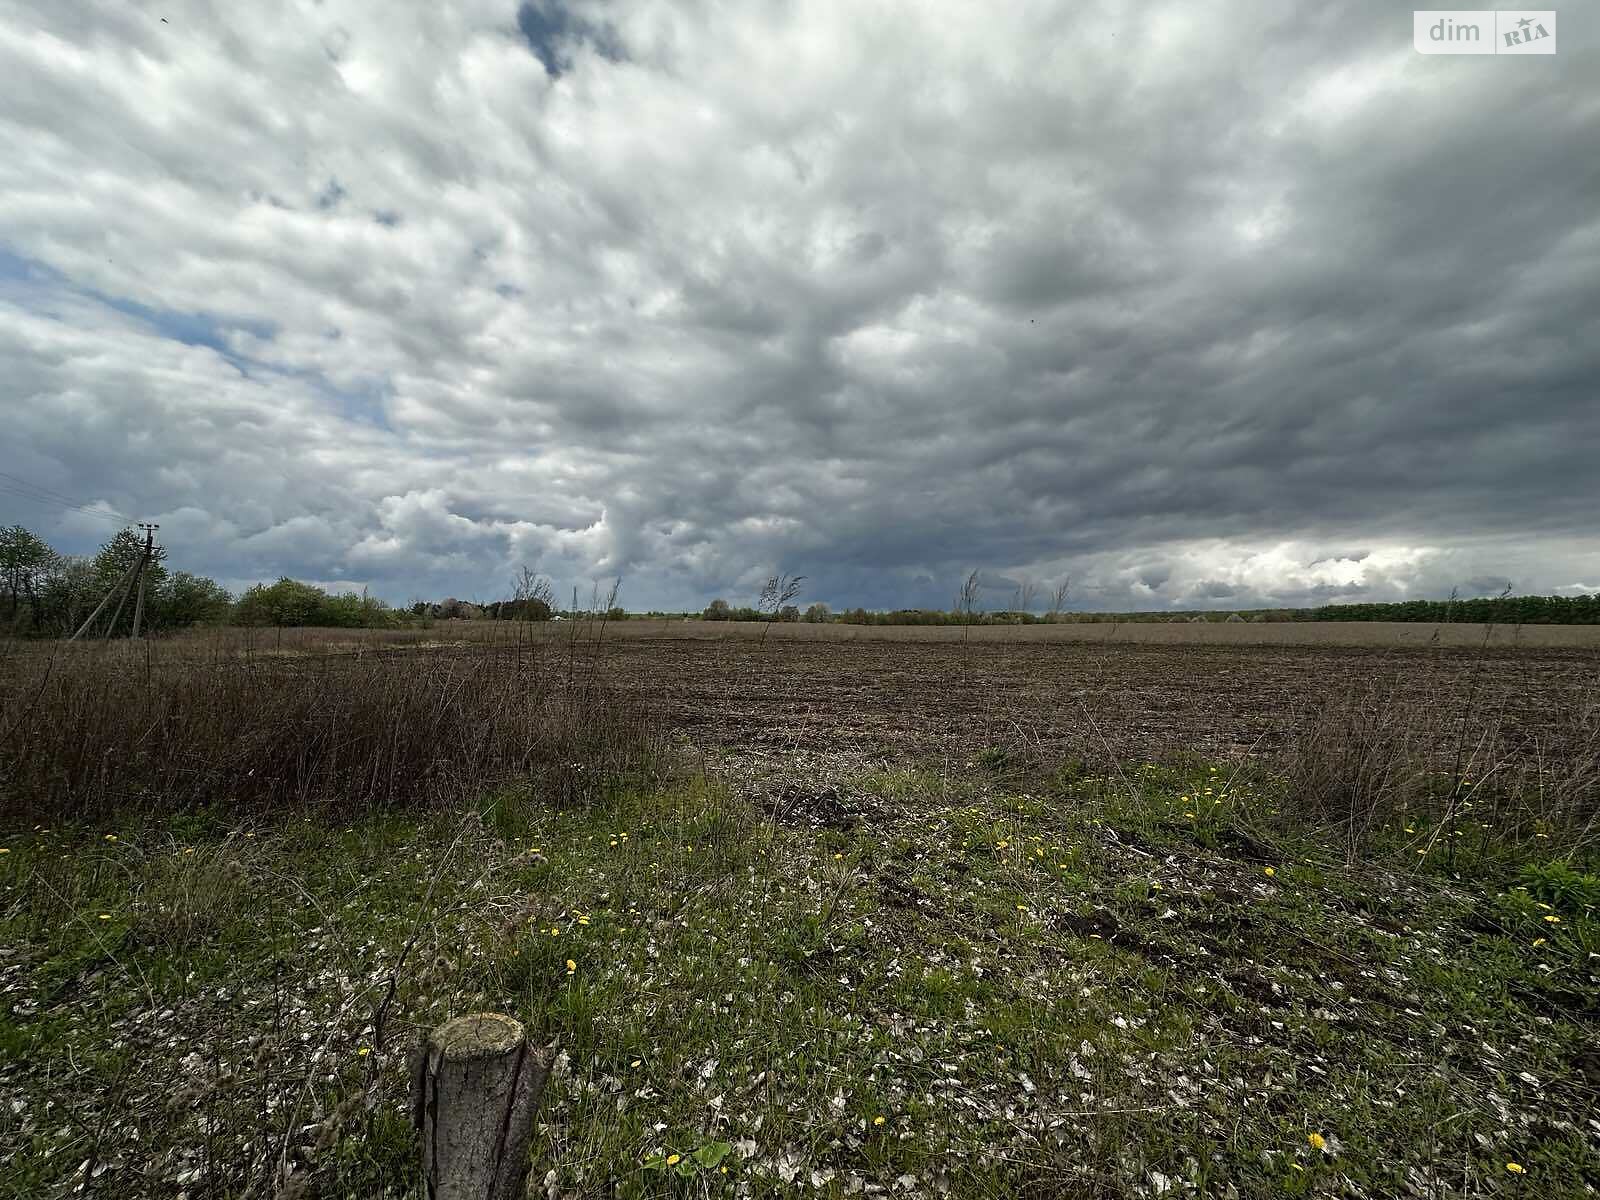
(590, 623), (1599, 764)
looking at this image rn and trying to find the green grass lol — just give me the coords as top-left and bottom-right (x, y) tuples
(2, 760), (1597, 1197)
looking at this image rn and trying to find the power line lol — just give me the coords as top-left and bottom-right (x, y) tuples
(0, 470), (137, 526)
(0, 484), (134, 525)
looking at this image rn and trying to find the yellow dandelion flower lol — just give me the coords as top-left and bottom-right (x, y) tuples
(873, 1115), (886, 1126)
(1532, 938), (1546, 947)
(1016, 904), (1027, 912)
(565, 959), (576, 974)
(104, 834), (118, 842)
(1506, 1162), (1525, 1174)
(357, 1047), (370, 1057)
(666, 1154), (681, 1166)
(1263, 867), (1275, 877)
(550, 927), (561, 936)
(1308, 1132), (1326, 1151)
(1544, 914), (1561, 923)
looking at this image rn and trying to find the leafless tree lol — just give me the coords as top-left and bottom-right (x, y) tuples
(957, 569), (983, 642)
(1012, 577), (1038, 615)
(1048, 578), (1072, 623)
(511, 565), (554, 616)
(757, 572), (805, 645)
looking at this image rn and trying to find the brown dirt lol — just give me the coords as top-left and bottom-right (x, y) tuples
(589, 624), (1599, 765)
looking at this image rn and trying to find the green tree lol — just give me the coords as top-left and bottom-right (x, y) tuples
(703, 598), (732, 620)
(235, 577), (325, 627)
(91, 528), (166, 595)
(157, 572), (233, 629)
(0, 525), (56, 628)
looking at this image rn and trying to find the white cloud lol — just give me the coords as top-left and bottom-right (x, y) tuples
(1, 0), (1596, 609)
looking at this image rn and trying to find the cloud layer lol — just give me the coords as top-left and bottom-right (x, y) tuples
(2, 0), (1597, 611)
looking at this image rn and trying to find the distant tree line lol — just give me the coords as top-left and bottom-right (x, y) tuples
(1305, 595), (1600, 624)
(0, 523), (406, 637)
(695, 594), (1600, 626)
(1, 524), (232, 637)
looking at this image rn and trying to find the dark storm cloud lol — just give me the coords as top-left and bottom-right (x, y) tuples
(0, 0), (1596, 612)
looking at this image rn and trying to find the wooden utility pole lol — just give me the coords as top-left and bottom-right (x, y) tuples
(130, 523), (158, 639)
(68, 556), (142, 642)
(67, 524), (157, 641)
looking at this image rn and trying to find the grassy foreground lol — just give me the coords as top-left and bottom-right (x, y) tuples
(2, 758), (1597, 1198)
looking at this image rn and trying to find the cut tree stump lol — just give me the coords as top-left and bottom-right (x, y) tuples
(412, 1013), (552, 1200)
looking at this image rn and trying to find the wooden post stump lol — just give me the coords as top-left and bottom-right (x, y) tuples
(413, 1013), (551, 1200)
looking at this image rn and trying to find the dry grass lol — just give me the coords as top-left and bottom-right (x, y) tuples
(0, 631), (662, 824)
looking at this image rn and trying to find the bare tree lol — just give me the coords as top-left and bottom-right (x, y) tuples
(511, 565), (554, 617)
(1047, 578), (1072, 623)
(757, 572), (805, 646)
(1012, 577), (1038, 615)
(957, 569), (983, 642)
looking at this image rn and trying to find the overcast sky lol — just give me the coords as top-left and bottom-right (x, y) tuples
(2, 2), (1596, 613)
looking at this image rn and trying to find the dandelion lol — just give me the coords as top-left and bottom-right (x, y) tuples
(1263, 867), (1275, 877)
(357, 1047), (370, 1057)
(550, 927), (561, 936)
(1308, 1132), (1326, 1151)
(1016, 904), (1028, 912)
(1532, 938), (1546, 947)
(995, 840), (1009, 850)
(104, 834), (118, 842)
(873, 1116), (886, 1126)
(666, 1154), (681, 1166)
(834, 853), (844, 860)
(1506, 1162), (1525, 1174)
(565, 959), (577, 974)
(1544, 914), (1561, 923)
